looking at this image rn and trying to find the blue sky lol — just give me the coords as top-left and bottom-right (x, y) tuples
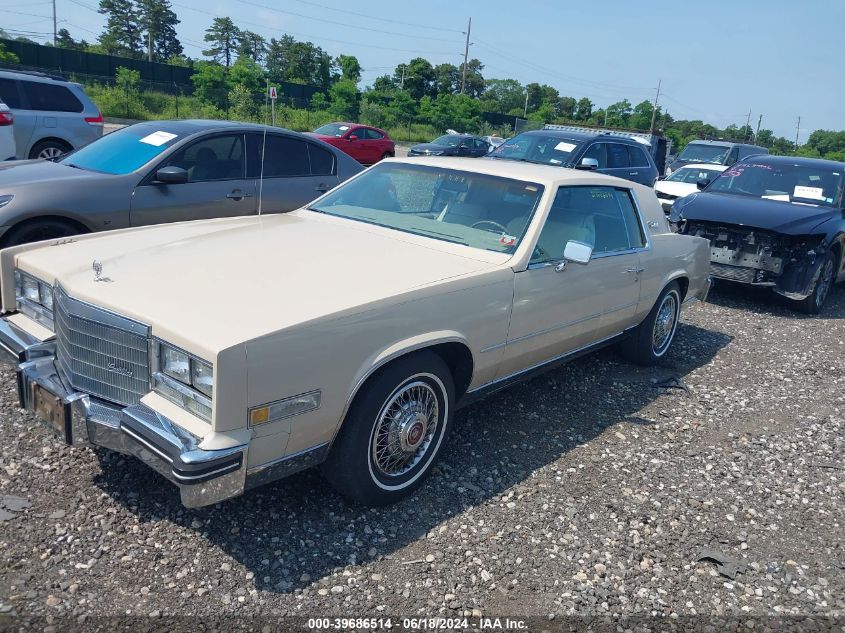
(3, 0), (840, 141)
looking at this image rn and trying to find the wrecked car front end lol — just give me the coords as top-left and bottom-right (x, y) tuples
(681, 221), (830, 300)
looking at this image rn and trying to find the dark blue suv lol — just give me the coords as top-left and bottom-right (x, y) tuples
(488, 129), (659, 187)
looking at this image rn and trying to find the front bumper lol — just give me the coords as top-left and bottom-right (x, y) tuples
(0, 317), (247, 508)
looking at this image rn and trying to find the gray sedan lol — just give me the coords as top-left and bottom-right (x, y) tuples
(0, 119), (363, 247)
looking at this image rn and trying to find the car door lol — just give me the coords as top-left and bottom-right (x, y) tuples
(496, 184), (645, 379)
(603, 142), (637, 182)
(474, 138), (491, 157)
(341, 127), (368, 163)
(627, 144), (656, 186)
(246, 132), (339, 212)
(130, 132), (256, 226)
(364, 128), (387, 163)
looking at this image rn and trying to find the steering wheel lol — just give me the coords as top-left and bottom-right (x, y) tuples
(471, 220), (508, 233)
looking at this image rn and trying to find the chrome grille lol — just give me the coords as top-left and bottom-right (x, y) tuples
(54, 287), (150, 406)
(710, 263), (757, 283)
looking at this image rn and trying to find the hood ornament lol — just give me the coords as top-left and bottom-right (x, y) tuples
(92, 260), (112, 283)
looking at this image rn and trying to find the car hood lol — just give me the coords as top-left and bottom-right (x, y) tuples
(14, 211), (499, 357)
(0, 159), (103, 188)
(654, 181), (696, 198)
(673, 192), (840, 235)
(409, 143), (455, 154)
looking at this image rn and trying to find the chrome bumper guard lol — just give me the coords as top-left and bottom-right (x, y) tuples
(2, 318), (247, 508)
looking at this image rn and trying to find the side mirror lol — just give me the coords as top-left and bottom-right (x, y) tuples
(555, 240), (593, 272)
(348, 134), (358, 141)
(696, 178), (710, 190)
(575, 157), (599, 170)
(156, 166), (188, 184)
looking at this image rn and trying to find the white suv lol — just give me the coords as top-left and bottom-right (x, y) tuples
(0, 99), (15, 161)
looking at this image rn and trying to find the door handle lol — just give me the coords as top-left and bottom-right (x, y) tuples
(625, 267), (645, 274)
(315, 183), (330, 193)
(226, 190), (254, 199)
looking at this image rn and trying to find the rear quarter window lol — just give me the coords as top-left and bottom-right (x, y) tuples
(0, 78), (23, 108)
(628, 146), (650, 167)
(20, 81), (84, 113)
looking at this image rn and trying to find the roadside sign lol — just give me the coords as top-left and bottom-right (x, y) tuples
(269, 86), (278, 100)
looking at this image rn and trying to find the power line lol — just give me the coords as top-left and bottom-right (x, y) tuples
(286, 0), (463, 33)
(1, 9), (54, 19)
(234, 0), (461, 44)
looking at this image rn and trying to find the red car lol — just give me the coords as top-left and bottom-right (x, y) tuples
(309, 122), (395, 166)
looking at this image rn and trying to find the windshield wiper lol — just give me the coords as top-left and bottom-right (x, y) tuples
(408, 227), (468, 245)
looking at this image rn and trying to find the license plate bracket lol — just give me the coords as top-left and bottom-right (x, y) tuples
(32, 383), (71, 444)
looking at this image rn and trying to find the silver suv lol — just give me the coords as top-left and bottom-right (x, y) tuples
(0, 70), (103, 159)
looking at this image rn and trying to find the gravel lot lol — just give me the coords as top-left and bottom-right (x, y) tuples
(1, 282), (843, 631)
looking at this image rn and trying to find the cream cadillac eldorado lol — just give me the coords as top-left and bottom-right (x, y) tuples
(0, 158), (710, 507)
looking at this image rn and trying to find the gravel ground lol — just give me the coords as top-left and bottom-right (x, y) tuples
(1, 282), (843, 631)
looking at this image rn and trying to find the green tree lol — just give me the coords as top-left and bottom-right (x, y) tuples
(0, 42), (20, 63)
(56, 28), (89, 51)
(574, 97), (593, 121)
(266, 35), (335, 89)
(524, 82), (542, 114)
(228, 57), (264, 96)
(460, 59), (485, 98)
(480, 78), (524, 114)
(203, 17), (240, 67)
(98, 0), (142, 57)
(329, 78), (360, 120)
(433, 63), (459, 95)
(237, 30), (267, 64)
(370, 74), (396, 93)
(192, 61), (229, 109)
(138, 0), (182, 62)
(336, 55), (362, 83)
(558, 96), (577, 120)
(393, 58), (434, 100)
(805, 130), (845, 157)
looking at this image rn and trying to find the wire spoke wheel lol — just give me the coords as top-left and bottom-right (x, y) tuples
(652, 292), (678, 355)
(371, 380), (440, 478)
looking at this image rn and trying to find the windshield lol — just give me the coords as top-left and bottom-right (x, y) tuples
(707, 161), (844, 207)
(677, 143), (731, 164)
(432, 135), (463, 147)
(309, 163), (545, 254)
(314, 123), (351, 137)
(61, 126), (182, 175)
(666, 166), (725, 184)
(490, 134), (581, 166)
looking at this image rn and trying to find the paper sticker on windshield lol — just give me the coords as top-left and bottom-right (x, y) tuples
(554, 141), (576, 152)
(793, 185), (825, 201)
(140, 131), (178, 146)
(338, 126), (349, 131)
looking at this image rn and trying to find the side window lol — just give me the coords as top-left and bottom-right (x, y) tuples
(259, 135), (310, 177)
(20, 81), (83, 113)
(727, 147), (740, 165)
(164, 134), (245, 182)
(628, 145), (650, 167)
(606, 143), (631, 168)
(366, 129), (384, 140)
(308, 143), (335, 176)
(581, 143), (607, 168)
(615, 189), (646, 249)
(475, 139), (488, 150)
(532, 186), (644, 264)
(0, 79), (23, 108)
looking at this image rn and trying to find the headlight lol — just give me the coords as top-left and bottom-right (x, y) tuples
(426, 150), (444, 156)
(0, 195), (13, 209)
(14, 268), (54, 329)
(154, 341), (213, 421)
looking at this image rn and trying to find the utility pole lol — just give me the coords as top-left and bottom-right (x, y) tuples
(755, 114), (763, 143)
(794, 116), (801, 149)
(460, 17), (471, 94)
(399, 65), (406, 89)
(649, 79), (661, 131)
(745, 108), (752, 140)
(523, 90), (529, 118)
(52, 0), (57, 46)
(148, 30), (152, 63)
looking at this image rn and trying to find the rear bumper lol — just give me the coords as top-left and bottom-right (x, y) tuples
(1, 317), (247, 508)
